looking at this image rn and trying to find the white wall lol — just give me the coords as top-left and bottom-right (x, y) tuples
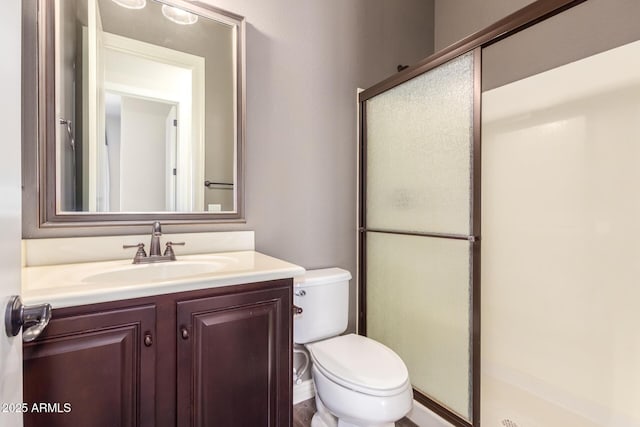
(119, 97), (172, 212)
(0, 0), (24, 425)
(482, 40), (640, 426)
(104, 95), (121, 211)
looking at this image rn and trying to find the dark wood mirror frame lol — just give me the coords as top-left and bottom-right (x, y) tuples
(22, 0), (246, 238)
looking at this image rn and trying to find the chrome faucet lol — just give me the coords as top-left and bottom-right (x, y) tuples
(149, 221), (163, 257)
(123, 221), (185, 264)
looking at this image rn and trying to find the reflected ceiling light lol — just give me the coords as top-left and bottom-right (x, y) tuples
(162, 5), (198, 25)
(111, 0), (146, 9)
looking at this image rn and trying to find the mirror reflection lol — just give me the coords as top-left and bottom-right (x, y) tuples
(55, 0), (240, 213)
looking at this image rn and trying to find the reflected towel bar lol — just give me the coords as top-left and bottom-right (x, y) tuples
(204, 180), (234, 189)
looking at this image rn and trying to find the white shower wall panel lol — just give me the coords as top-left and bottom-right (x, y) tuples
(481, 40), (640, 427)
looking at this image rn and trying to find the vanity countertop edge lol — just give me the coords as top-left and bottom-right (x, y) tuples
(22, 250), (305, 309)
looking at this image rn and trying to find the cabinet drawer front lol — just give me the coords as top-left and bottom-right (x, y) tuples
(177, 286), (292, 427)
(23, 305), (156, 427)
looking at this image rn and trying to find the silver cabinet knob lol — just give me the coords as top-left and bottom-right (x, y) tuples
(5, 296), (52, 342)
(180, 327), (189, 340)
(294, 290), (306, 297)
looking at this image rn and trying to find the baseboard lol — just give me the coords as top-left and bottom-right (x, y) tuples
(407, 399), (454, 427)
(293, 379), (315, 405)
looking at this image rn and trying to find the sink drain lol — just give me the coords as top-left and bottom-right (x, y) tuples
(501, 419), (519, 427)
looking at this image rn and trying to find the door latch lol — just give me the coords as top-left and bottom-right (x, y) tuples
(5, 296), (52, 342)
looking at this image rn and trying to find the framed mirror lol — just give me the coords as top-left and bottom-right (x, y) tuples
(23, 0), (245, 236)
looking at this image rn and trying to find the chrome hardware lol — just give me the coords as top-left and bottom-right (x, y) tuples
(59, 118), (75, 151)
(59, 118), (77, 197)
(294, 289), (306, 297)
(293, 348), (309, 385)
(144, 333), (153, 347)
(149, 221), (163, 257)
(180, 327), (189, 340)
(5, 296), (52, 342)
(204, 180), (233, 190)
(163, 241), (186, 260)
(123, 243), (147, 263)
(292, 305), (303, 316)
(123, 222), (185, 264)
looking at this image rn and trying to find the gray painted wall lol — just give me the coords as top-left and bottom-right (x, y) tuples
(433, 0), (640, 90)
(196, 0), (435, 332)
(58, 0), (80, 211)
(483, 0), (640, 90)
(434, 0), (535, 51)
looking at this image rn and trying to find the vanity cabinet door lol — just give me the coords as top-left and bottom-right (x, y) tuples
(23, 305), (156, 427)
(176, 281), (292, 427)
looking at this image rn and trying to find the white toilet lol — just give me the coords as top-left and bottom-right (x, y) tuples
(294, 268), (413, 427)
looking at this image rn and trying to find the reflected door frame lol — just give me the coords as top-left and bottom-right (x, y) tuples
(83, 29), (205, 212)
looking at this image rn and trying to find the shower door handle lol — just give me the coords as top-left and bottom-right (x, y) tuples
(59, 118), (75, 151)
(5, 295), (52, 342)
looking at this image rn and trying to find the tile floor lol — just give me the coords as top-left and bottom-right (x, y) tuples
(293, 398), (418, 427)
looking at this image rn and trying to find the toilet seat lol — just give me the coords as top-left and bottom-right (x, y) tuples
(306, 334), (409, 397)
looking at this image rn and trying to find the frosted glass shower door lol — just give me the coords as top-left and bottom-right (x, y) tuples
(361, 50), (479, 424)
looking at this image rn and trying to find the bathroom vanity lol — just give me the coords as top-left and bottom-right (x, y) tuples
(16, 0), (290, 422)
(21, 251), (303, 427)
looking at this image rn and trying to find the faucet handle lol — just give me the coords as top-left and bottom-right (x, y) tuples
(123, 243), (147, 263)
(163, 241), (185, 259)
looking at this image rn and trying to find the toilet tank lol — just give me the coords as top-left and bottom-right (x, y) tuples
(294, 268), (351, 344)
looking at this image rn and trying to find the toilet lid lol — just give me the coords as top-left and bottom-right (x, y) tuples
(306, 334), (409, 396)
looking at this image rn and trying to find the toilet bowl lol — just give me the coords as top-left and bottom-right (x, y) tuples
(307, 334), (413, 427)
(294, 269), (413, 427)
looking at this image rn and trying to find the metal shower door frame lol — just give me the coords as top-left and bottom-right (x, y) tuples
(357, 1), (588, 426)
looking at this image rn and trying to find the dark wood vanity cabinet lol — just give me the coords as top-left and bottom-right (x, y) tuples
(23, 279), (293, 427)
(176, 286), (292, 427)
(23, 305), (157, 427)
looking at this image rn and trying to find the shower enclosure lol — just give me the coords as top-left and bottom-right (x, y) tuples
(358, 50), (481, 426)
(481, 1), (640, 426)
(358, 1), (640, 426)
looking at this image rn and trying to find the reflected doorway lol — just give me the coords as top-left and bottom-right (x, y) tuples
(102, 92), (178, 212)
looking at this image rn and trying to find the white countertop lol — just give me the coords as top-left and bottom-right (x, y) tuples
(22, 251), (305, 308)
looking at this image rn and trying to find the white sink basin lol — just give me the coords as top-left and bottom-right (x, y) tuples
(82, 260), (232, 286)
(22, 251), (306, 309)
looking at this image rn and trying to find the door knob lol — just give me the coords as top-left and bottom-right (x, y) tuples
(5, 296), (52, 342)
